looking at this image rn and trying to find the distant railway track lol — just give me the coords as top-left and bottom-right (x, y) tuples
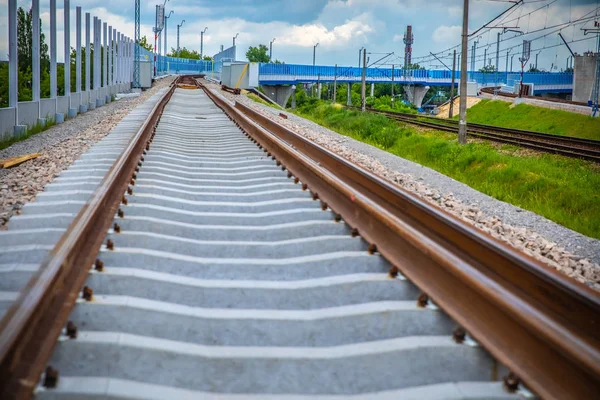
(1, 76), (599, 399)
(361, 107), (600, 162)
(479, 86), (591, 107)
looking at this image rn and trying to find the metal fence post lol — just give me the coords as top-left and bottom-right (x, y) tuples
(103, 22), (108, 89)
(32, 0), (40, 108)
(8, 0), (17, 126)
(85, 13), (90, 92)
(64, 0), (70, 103)
(108, 26), (112, 88)
(50, 0), (57, 100)
(76, 7), (82, 93)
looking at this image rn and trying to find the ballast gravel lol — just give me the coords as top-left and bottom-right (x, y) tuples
(202, 79), (600, 291)
(0, 76), (176, 229)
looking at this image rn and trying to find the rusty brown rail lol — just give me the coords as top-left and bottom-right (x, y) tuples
(0, 78), (180, 399)
(201, 89), (600, 399)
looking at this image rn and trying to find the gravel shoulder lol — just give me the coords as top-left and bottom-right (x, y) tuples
(202, 79), (600, 290)
(0, 77), (175, 228)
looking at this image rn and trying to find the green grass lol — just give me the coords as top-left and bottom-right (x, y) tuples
(0, 117), (56, 151)
(295, 102), (600, 239)
(462, 99), (600, 141)
(247, 93), (280, 109)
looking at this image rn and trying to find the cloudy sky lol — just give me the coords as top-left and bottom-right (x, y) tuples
(1, 0), (599, 71)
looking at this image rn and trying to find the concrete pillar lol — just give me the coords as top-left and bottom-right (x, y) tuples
(129, 38), (134, 84)
(103, 22), (107, 88)
(64, 0), (71, 99)
(65, 0), (77, 118)
(370, 83), (374, 97)
(404, 85), (430, 108)
(93, 18), (98, 90)
(108, 26), (112, 89)
(32, 0), (40, 104)
(50, 0), (57, 100)
(262, 85), (295, 108)
(94, 17), (102, 107)
(76, 7), (81, 93)
(112, 29), (116, 86)
(116, 31), (120, 84)
(347, 82), (352, 106)
(291, 85), (296, 109)
(317, 82), (322, 99)
(85, 13), (90, 92)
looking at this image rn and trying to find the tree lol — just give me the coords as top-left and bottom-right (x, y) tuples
(246, 44), (270, 63)
(167, 47), (201, 59)
(405, 63), (425, 70)
(137, 36), (153, 52)
(528, 66), (540, 73)
(478, 65), (497, 73)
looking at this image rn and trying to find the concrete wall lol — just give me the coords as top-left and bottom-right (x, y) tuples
(0, 108), (16, 141)
(71, 93), (81, 110)
(18, 101), (39, 127)
(573, 54), (598, 103)
(57, 96), (69, 115)
(0, 83), (128, 142)
(40, 99), (57, 119)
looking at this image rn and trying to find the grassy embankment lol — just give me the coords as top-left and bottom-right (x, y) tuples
(461, 99), (600, 141)
(294, 102), (600, 239)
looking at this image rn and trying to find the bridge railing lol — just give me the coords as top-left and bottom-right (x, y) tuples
(258, 63), (573, 87)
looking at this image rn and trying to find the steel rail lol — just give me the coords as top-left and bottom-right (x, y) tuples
(371, 108), (600, 147)
(363, 108), (600, 162)
(387, 114), (600, 161)
(211, 97), (600, 399)
(0, 78), (180, 399)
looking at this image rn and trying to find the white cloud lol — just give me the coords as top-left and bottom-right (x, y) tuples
(393, 34), (402, 42)
(432, 25), (461, 44)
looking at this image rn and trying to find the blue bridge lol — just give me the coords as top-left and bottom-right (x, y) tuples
(156, 55), (574, 96)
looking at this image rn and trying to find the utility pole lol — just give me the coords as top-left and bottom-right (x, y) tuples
(269, 38), (276, 61)
(450, 49), (456, 118)
(495, 32), (500, 95)
(361, 48), (367, 112)
(200, 27), (207, 59)
(333, 64), (337, 103)
(483, 48), (487, 69)
(133, 0), (140, 88)
(177, 20), (185, 55)
(233, 33), (239, 46)
(458, 0), (469, 144)
(358, 47), (363, 68)
(391, 64), (395, 108)
(313, 42), (319, 66)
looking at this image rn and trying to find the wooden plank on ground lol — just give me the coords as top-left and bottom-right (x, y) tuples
(0, 153), (40, 169)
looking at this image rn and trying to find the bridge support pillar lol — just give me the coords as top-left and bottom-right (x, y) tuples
(403, 85), (430, 108)
(291, 85), (296, 109)
(347, 83), (352, 106)
(261, 85), (294, 108)
(370, 83), (374, 97)
(317, 82), (322, 99)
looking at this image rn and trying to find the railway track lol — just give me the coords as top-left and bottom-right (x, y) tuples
(0, 76), (599, 399)
(362, 108), (600, 162)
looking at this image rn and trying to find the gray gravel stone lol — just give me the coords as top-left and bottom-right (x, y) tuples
(0, 77), (176, 230)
